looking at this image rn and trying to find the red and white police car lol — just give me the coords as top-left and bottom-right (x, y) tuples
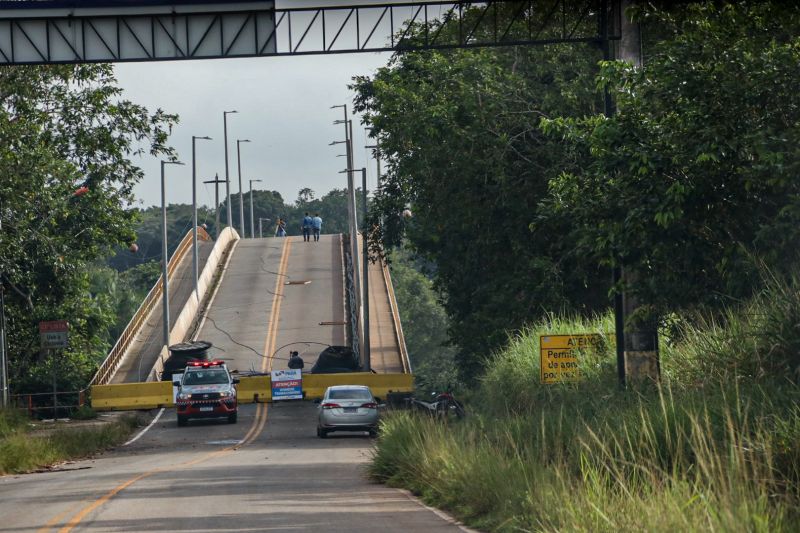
(173, 360), (239, 426)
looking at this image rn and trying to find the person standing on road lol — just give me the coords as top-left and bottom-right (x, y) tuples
(311, 213), (322, 242)
(275, 218), (287, 237)
(301, 212), (313, 242)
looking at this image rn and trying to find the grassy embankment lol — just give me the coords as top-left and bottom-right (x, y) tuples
(0, 409), (140, 475)
(371, 276), (800, 532)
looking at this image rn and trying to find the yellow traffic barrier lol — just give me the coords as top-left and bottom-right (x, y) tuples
(236, 375), (271, 403)
(302, 373), (413, 400)
(91, 373), (414, 411)
(91, 381), (173, 411)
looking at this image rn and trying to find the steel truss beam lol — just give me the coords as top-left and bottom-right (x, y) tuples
(0, 1), (619, 65)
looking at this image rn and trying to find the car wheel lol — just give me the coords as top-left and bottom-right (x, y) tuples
(177, 415), (188, 427)
(228, 412), (238, 424)
(317, 427), (327, 438)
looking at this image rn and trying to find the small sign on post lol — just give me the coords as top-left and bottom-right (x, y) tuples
(270, 369), (303, 400)
(39, 320), (69, 349)
(540, 334), (603, 384)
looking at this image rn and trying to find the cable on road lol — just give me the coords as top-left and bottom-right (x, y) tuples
(202, 316), (330, 363)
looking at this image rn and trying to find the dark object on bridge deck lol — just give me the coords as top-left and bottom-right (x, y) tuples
(162, 340), (212, 381)
(310, 346), (360, 374)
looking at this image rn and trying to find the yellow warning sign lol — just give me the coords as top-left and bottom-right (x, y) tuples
(539, 334), (603, 384)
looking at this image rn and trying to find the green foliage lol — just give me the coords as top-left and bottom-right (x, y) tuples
(373, 290), (800, 531)
(0, 413), (139, 474)
(540, 1), (800, 312)
(353, 27), (610, 380)
(0, 64), (177, 393)
(389, 251), (460, 392)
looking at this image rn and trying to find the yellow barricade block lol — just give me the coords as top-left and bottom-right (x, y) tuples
(235, 376), (272, 404)
(302, 373), (413, 400)
(90, 373), (414, 411)
(91, 381), (173, 411)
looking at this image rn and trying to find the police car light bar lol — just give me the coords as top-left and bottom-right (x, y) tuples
(187, 360), (225, 367)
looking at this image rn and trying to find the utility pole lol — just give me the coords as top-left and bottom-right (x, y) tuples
(237, 139), (251, 237)
(223, 110), (237, 231)
(360, 168), (371, 371)
(249, 179), (262, 239)
(0, 284), (7, 408)
(204, 174), (225, 238)
(332, 104), (363, 359)
(608, 0), (657, 384)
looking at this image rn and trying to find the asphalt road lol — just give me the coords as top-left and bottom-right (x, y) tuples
(0, 236), (463, 532)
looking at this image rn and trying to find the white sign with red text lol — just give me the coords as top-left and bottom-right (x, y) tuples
(271, 369), (302, 400)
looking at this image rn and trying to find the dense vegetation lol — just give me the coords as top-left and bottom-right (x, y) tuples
(0, 64), (176, 395)
(364, 1), (800, 530)
(354, 0), (800, 381)
(0, 408), (139, 474)
(373, 285), (800, 530)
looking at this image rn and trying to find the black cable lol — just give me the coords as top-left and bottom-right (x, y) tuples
(202, 316), (331, 363)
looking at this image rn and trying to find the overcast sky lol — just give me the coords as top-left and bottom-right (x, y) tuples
(114, 1), (405, 210)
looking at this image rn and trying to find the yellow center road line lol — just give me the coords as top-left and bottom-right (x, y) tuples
(240, 236), (291, 447)
(49, 238), (294, 532)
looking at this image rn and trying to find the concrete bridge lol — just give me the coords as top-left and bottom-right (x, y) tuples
(91, 227), (410, 393)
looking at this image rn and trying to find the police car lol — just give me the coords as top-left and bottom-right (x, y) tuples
(173, 360), (239, 426)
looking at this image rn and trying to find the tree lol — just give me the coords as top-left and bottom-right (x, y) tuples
(352, 18), (609, 378)
(541, 1), (800, 315)
(0, 64), (177, 392)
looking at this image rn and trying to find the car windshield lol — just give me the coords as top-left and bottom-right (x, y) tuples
(183, 369), (228, 385)
(328, 388), (372, 400)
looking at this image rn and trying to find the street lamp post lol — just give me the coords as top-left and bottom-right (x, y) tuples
(249, 179), (262, 239)
(359, 167), (371, 371)
(237, 139), (251, 237)
(161, 160), (185, 350)
(223, 110), (238, 231)
(192, 135), (212, 300)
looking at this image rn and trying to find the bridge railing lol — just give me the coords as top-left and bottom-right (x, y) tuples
(88, 227), (211, 387)
(381, 259), (412, 374)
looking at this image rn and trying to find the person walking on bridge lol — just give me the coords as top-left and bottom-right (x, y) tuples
(311, 213), (322, 242)
(275, 217), (287, 238)
(302, 212), (313, 242)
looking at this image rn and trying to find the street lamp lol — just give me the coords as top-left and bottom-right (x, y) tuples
(161, 160), (185, 351)
(237, 138), (251, 237)
(249, 178), (262, 239)
(192, 135), (212, 300)
(223, 110), (238, 231)
(258, 217), (271, 238)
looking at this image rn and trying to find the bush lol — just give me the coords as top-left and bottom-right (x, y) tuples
(371, 283), (800, 531)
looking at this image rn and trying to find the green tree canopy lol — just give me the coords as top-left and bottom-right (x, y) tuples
(541, 1), (800, 313)
(0, 64), (177, 392)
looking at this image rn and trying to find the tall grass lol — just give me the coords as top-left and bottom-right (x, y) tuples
(371, 276), (800, 531)
(0, 410), (140, 474)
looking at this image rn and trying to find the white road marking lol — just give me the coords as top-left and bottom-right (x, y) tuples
(399, 489), (481, 532)
(123, 408), (164, 446)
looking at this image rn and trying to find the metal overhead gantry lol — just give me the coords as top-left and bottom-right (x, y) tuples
(0, 1), (620, 65)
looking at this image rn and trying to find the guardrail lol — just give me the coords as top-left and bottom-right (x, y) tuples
(90, 372), (414, 410)
(381, 259), (412, 374)
(88, 227), (211, 387)
(11, 390), (87, 418)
